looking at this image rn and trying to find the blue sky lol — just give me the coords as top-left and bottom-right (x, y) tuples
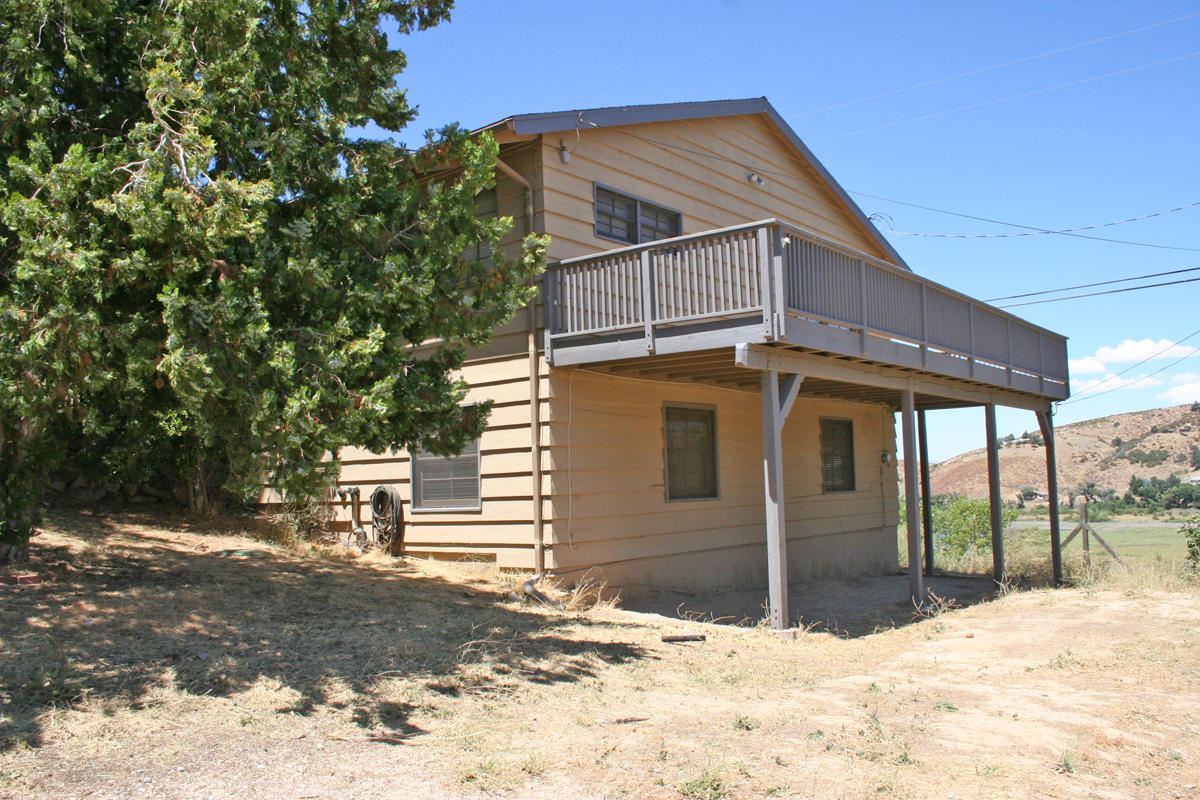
(386, 1), (1200, 461)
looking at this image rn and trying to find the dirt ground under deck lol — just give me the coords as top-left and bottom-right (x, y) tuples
(618, 573), (995, 635)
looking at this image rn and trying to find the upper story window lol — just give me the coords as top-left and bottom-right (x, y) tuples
(594, 185), (681, 245)
(466, 188), (498, 264)
(820, 418), (856, 493)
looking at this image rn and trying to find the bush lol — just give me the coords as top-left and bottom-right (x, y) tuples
(932, 496), (1019, 556)
(1126, 448), (1170, 468)
(1183, 513), (1200, 572)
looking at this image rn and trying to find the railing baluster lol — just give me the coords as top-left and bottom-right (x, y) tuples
(544, 219), (1067, 396)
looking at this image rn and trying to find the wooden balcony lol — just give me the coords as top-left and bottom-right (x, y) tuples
(544, 219), (1069, 407)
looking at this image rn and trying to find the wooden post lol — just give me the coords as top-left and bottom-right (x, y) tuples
(761, 369), (789, 630)
(1036, 409), (1063, 585)
(901, 390), (924, 604)
(1059, 494), (1126, 571)
(917, 409), (935, 576)
(984, 404), (1005, 585)
(1081, 497), (1091, 569)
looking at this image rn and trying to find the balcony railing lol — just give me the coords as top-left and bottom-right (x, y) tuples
(544, 219), (1069, 399)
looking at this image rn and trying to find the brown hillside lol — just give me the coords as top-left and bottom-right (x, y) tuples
(901, 403), (1200, 501)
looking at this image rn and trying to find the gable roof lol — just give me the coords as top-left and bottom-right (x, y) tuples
(479, 97), (910, 270)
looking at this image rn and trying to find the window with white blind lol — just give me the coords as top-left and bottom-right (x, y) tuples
(594, 185), (681, 244)
(411, 438), (481, 511)
(664, 405), (718, 501)
(820, 418), (855, 493)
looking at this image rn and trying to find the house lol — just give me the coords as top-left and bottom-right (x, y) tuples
(331, 98), (1070, 629)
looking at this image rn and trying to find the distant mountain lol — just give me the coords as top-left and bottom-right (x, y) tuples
(901, 403), (1200, 501)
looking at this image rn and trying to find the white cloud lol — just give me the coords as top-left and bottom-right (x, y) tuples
(1157, 382), (1200, 405)
(1171, 372), (1200, 385)
(1094, 338), (1196, 363)
(1068, 356), (1108, 374)
(1072, 373), (1164, 394)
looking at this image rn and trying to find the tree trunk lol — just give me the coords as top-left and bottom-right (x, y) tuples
(0, 540), (29, 565)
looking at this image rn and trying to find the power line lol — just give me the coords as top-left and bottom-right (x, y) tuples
(813, 50), (1200, 143)
(1059, 328), (1200, 405)
(855, 191), (1200, 252)
(786, 11), (1200, 119)
(987, 266), (1200, 302)
(595, 128), (1200, 255)
(886, 200), (1200, 241)
(998, 275), (1200, 307)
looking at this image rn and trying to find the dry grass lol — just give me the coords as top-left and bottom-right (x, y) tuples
(3, 511), (1200, 799)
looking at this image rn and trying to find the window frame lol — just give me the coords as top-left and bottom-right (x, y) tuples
(819, 417), (856, 494)
(409, 437), (483, 513)
(663, 402), (720, 502)
(593, 183), (682, 245)
(466, 187), (498, 265)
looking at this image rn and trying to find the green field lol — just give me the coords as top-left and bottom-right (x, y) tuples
(1010, 520), (1187, 563)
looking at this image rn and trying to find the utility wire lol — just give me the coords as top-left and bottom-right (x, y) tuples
(987, 266), (1200, 302)
(598, 129), (1200, 254)
(887, 200), (1200, 241)
(813, 50), (1200, 143)
(786, 11), (1200, 119)
(998, 275), (1200, 307)
(1060, 330), (1200, 405)
(855, 191), (1200, 253)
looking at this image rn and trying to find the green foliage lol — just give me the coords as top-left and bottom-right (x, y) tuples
(1126, 474), (1200, 510)
(902, 495), (1021, 557)
(1125, 448), (1170, 467)
(1190, 444), (1200, 471)
(933, 496), (1019, 555)
(0, 1), (546, 554)
(1181, 513), (1200, 571)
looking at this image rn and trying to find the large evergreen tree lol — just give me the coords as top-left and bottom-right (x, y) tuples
(0, 0), (545, 561)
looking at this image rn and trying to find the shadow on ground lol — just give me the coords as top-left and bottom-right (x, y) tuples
(0, 511), (652, 752)
(616, 572), (999, 637)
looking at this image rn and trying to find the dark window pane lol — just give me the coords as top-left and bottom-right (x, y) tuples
(595, 187), (637, 243)
(467, 188), (497, 263)
(820, 418), (855, 492)
(640, 202), (680, 242)
(666, 406), (717, 500)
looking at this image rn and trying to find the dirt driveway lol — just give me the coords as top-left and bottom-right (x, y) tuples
(2, 513), (1199, 799)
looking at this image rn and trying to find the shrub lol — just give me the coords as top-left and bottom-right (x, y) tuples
(932, 496), (1019, 556)
(1126, 448), (1169, 468)
(1183, 513), (1200, 572)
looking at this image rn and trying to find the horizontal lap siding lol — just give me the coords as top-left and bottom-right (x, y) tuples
(544, 370), (900, 588)
(539, 114), (891, 263)
(328, 353), (547, 569)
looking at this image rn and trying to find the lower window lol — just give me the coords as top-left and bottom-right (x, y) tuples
(820, 418), (855, 492)
(665, 405), (718, 500)
(411, 439), (481, 511)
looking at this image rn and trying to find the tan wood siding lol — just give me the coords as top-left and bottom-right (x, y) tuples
(544, 369), (899, 588)
(538, 114), (891, 263)
(325, 353), (550, 569)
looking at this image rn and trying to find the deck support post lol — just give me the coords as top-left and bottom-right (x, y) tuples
(1036, 409), (1064, 585)
(985, 404), (1005, 585)
(917, 409), (935, 576)
(760, 369), (802, 630)
(900, 390), (924, 604)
